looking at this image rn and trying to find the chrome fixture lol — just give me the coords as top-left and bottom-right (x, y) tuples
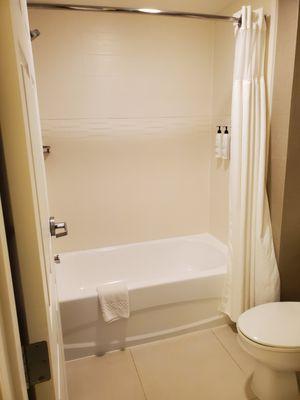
(27, 3), (242, 26)
(49, 217), (68, 238)
(43, 145), (51, 154)
(30, 29), (40, 41)
(54, 254), (61, 264)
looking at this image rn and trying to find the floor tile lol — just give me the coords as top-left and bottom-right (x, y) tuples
(213, 325), (256, 376)
(66, 350), (146, 400)
(131, 329), (256, 400)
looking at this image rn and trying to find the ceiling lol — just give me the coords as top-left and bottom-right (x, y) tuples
(27, 0), (236, 14)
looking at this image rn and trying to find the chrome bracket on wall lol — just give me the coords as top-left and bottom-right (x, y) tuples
(30, 29), (40, 41)
(43, 145), (51, 154)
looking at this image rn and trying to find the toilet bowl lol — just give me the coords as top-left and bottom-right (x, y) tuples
(237, 302), (300, 400)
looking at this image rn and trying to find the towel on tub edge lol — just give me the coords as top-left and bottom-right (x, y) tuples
(97, 281), (130, 323)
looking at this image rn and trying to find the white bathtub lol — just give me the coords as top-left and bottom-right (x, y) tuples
(56, 233), (228, 360)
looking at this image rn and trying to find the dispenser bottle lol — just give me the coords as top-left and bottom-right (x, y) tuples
(215, 126), (222, 158)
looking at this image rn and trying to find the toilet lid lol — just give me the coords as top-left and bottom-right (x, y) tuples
(237, 302), (300, 348)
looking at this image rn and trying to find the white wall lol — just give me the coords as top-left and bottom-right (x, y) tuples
(30, 9), (215, 252)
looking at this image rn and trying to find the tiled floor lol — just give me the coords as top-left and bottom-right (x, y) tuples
(66, 325), (258, 400)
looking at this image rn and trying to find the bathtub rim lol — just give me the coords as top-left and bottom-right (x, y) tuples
(59, 232), (227, 258)
(57, 233), (228, 303)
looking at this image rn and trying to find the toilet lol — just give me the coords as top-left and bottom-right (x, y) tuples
(237, 302), (300, 400)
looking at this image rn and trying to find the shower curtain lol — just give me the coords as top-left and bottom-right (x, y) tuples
(221, 6), (280, 322)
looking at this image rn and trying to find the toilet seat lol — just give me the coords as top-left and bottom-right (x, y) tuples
(237, 328), (300, 353)
(237, 302), (300, 349)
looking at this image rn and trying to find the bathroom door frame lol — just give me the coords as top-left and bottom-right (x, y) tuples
(0, 0), (68, 399)
(0, 197), (28, 400)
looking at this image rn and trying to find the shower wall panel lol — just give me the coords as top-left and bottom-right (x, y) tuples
(30, 9), (215, 252)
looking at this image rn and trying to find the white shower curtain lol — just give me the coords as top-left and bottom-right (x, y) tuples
(221, 6), (280, 322)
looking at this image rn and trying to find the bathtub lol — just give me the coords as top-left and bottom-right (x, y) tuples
(56, 233), (228, 360)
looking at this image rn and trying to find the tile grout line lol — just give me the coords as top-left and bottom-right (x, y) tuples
(211, 330), (257, 400)
(129, 349), (149, 400)
(211, 329), (245, 374)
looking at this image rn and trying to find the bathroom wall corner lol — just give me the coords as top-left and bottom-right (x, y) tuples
(277, 0), (300, 301)
(268, 0), (299, 264)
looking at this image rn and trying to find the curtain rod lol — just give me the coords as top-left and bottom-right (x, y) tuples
(27, 3), (242, 26)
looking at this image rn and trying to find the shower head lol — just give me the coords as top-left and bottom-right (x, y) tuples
(30, 29), (40, 41)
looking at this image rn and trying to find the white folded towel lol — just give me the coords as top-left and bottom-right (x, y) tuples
(97, 281), (130, 323)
